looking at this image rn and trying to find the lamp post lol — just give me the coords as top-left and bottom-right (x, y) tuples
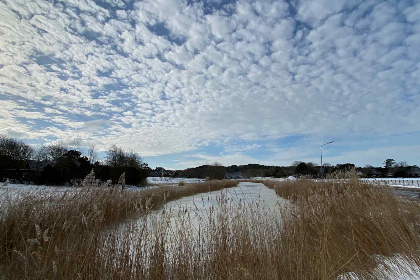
(321, 141), (334, 179)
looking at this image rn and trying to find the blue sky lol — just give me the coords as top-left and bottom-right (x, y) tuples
(1, 0), (419, 169)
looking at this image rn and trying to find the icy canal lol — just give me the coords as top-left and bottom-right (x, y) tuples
(124, 181), (286, 230)
(107, 182), (289, 260)
(141, 182), (285, 229)
(161, 181), (281, 213)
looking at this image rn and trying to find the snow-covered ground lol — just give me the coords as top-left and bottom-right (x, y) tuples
(0, 182), (156, 201)
(0, 183), (77, 193)
(146, 177), (205, 184)
(338, 254), (420, 280)
(0, 183), (81, 201)
(250, 176), (297, 181)
(249, 177), (420, 189)
(361, 178), (420, 189)
(0, 177), (205, 199)
(2, 177), (418, 195)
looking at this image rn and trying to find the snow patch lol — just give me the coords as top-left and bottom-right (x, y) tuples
(338, 255), (420, 280)
(147, 177), (205, 184)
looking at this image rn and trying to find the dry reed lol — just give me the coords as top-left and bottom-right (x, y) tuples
(264, 176), (420, 279)
(0, 180), (238, 279)
(1, 176), (419, 279)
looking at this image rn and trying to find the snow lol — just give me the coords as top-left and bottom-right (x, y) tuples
(146, 177), (204, 184)
(361, 178), (420, 189)
(117, 182), (288, 261)
(250, 177), (288, 181)
(0, 183), (81, 201)
(0, 182), (157, 201)
(250, 176), (296, 181)
(338, 255), (420, 280)
(0, 183), (77, 193)
(0, 178), (205, 199)
(248, 177), (420, 189)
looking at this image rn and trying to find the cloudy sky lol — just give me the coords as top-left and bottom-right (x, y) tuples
(1, 0), (419, 169)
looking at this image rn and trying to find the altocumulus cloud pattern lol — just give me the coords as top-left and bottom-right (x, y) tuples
(0, 0), (419, 167)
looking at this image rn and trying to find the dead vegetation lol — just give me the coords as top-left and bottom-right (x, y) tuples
(263, 176), (420, 279)
(0, 180), (238, 279)
(1, 175), (419, 279)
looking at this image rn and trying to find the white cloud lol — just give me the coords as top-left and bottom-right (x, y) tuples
(297, 0), (362, 26)
(0, 0), (419, 167)
(180, 153), (267, 168)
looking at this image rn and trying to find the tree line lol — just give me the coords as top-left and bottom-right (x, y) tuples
(2, 136), (418, 184)
(177, 160), (419, 179)
(0, 136), (149, 185)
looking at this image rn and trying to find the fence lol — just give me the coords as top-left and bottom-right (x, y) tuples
(360, 178), (420, 188)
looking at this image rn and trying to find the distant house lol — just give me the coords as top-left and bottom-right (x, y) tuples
(149, 167), (177, 177)
(4, 168), (38, 183)
(3, 161), (44, 182)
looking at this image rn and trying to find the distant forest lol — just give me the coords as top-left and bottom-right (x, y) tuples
(173, 160), (420, 180)
(0, 136), (148, 185)
(1, 136), (419, 186)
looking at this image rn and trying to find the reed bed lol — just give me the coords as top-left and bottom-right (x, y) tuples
(18, 192), (284, 280)
(0, 180), (238, 279)
(1, 177), (419, 279)
(264, 177), (420, 279)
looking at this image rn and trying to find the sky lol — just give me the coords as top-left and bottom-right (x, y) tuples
(0, 0), (419, 169)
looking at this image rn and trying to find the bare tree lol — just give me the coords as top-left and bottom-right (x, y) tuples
(87, 144), (97, 163)
(35, 141), (68, 162)
(106, 145), (126, 167)
(106, 145), (143, 169)
(291, 161), (301, 173)
(67, 139), (82, 151)
(0, 136), (34, 166)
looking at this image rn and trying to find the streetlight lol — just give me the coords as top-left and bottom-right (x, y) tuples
(321, 141), (334, 179)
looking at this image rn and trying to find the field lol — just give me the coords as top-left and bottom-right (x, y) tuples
(252, 177), (420, 188)
(360, 178), (420, 188)
(147, 177), (205, 184)
(1, 176), (419, 279)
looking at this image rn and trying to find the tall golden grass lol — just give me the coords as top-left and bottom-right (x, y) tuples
(0, 180), (238, 279)
(264, 176), (420, 279)
(1, 176), (419, 279)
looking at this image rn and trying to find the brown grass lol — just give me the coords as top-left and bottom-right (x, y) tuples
(1, 176), (419, 279)
(45, 192), (285, 280)
(0, 180), (238, 279)
(263, 177), (420, 279)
